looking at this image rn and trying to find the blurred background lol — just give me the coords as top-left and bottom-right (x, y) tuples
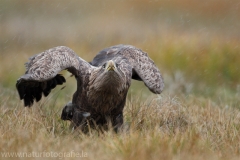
(0, 0), (240, 105)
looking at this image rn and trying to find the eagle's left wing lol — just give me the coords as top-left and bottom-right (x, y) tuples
(16, 46), (91, 107)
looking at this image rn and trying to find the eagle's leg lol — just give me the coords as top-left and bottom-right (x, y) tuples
(61, 102), (91, 132)
(112, 112), (123, 133)
(71, 110), (91, 133)
(61, 102), (74, 120)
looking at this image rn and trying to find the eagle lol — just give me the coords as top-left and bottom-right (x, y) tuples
(16, 45), (164, 132)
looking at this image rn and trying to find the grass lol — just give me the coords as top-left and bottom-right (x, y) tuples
(1, 0), (240, 159)
(1, 90), (240, 159)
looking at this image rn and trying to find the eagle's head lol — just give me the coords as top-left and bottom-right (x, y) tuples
(89, 59), (132, 93)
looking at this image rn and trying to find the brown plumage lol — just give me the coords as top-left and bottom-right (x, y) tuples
(16, 45), (164, 132)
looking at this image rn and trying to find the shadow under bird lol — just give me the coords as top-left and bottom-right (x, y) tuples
(16, 45), (164, 132)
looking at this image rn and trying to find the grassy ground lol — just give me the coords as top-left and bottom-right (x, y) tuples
(0, 0), (240, 159)
(1, 89), (240, 160)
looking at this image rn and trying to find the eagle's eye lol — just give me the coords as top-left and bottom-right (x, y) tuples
(102, 63), (107, 69)
(115, 63), (119, 68)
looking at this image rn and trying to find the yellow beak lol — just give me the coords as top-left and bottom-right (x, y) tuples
(106, 60), (116, 71)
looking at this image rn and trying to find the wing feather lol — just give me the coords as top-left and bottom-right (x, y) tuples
(16, 46), (91, 107)
(90, 45), (164, 94)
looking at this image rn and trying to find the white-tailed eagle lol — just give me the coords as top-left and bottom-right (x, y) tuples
(16, 45), (164, 132)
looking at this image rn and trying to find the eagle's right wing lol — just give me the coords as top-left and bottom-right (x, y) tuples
(90, 45), (164, 94)
(16, 46), (91, 107)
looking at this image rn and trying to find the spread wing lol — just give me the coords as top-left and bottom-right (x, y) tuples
(16, 46), (91, 107)
(90, 44), (164, 94)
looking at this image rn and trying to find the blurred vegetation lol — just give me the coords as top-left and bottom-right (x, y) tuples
(0, 1), (240, 159)
(1, 0), (240, 92)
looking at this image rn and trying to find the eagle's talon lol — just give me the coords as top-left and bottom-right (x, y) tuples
(61, 101), (74, 121)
